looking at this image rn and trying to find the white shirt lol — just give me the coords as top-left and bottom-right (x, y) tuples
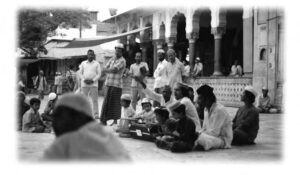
(79, 60), (101, 87)
(143, 88), (175, 109)
(166, 58), (185, 88)
(153, 59), (168, 89)
(230, 65), (243, 76)
(201, 103), (233, 149)
(193, 62), (203, 76)
(179, 97), (202, 132)
(129, 62), (149, 87)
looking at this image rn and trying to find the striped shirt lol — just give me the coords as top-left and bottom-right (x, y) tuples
(105, 56), (126, 88)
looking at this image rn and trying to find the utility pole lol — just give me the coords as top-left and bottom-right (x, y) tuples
(79, 19), (82, 38)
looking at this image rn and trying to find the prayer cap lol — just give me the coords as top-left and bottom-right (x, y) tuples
(54, 93), (93, 117)
(115, 43), (124, 49)
(48, 92), (57, 101)
(196, 57), (201, 61)
(244, 86), (258, 97)
(262, 86), (268, 90)
(157, 49), (165, 54)
(121, 94), (131, 101)
(141, 98), (151, 105)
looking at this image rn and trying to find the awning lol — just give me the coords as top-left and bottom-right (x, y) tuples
(63, 26), (152, 48)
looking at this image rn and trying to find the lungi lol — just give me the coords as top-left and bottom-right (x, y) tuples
(100, 86), (122, 123)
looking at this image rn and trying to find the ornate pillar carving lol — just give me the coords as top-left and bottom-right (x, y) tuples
(211, 27), (225, 76)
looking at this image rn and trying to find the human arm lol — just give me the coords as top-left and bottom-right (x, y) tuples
(103, 59), (125, 73)
(92, 63), (101, 82)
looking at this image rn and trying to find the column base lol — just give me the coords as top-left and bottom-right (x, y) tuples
(212, 71), (223, 76)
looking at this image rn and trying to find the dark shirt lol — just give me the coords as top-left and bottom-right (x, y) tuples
(232, 105), (259, 142)
(18, 102), (30, 131)
(176, 116), (197, 145)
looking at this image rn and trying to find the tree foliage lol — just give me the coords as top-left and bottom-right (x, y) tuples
(18, 8), (91, 58)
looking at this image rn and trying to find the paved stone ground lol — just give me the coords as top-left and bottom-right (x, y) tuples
(18, 95), (282, 162)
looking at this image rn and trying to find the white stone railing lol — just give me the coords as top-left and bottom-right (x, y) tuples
(120, 76), (252, 107)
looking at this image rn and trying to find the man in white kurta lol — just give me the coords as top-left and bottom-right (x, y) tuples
(153, 49), (168, 92)
(194, 85), (233, 151)
(166, 49), (185, 88)
(79, 50), (101, 119)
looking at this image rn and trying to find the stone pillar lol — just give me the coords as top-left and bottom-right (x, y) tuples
(211, 27), (225, 76)
(152, 40), (158, 70)
(140, 43), (147, 62)
(166, 37), (176, 50)
(243, 9), (254, 77)
(187, 32), (198, 71)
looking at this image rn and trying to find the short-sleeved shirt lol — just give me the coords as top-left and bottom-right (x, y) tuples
(129, 62), (149, 88)
(105, 57), (126, 88)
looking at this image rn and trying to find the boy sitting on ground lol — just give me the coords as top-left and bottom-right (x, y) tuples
(41, 92), (58, 130)
(150, 107), (170, 138)
(155, 102), (198, 153)
(22, 98), (50, 133)
(134, 98), (156, 124)
(117, 94), (136, 136)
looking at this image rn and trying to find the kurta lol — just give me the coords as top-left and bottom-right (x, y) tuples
(195, 103), (233, 150)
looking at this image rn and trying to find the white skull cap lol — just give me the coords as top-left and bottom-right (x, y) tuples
(54, 93), (93, 117)
(157, 49), (165, 53)
(244, 86), (258, 97)
(121, 94), (131, 101)
(48, 92), (57, 101)
(115, 43), (124, 49)
(141, 98), (151, 104)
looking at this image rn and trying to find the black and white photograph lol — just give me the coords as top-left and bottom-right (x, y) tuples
(1, 0), (299, 174)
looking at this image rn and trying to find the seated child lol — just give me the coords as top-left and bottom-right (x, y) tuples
(134, 98), (156, 124)
(41, 92), (58, 129)
(17, 91), (30, 131)
(22, 98), (50, 133)
(43, 93), (131, 161)
(150, 107), (170, 138)
(155, 102), (198, 153)
(118, 94), (136, 135)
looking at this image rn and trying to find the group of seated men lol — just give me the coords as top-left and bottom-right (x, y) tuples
(16, 78), (279, 160)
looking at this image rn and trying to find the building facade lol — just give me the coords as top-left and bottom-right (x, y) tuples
(103, 7), (284, 108)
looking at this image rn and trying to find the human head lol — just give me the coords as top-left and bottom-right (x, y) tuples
(39, 70), (44, 76)
(262, 86), (269, 97)
(135, 50), (142, 63)
(167, 49), (176, 63)
(157, 49), (165, 62)
(120, 94), (131, 108)
(115, 43), (124, 58)
(174, 82), (190, 100)
(162, 85), (172, 102)
(196, 84), (216, 108)
(87, 49), (95, 62)
(195, 57), (201, 63)
(188, 87), (194, 102)
(29, 97), (41, 112)
(141, 98), (152, 112)
(52, 93), (94, 137)
(154, 107), (169, 124)
(241, 86), (257, 104)
(169, 102), (186, 120)
(48, 92), (57, 102)
(234, 59), (238, 65)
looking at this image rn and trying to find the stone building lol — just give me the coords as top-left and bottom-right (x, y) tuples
(101, 7), (284, 108)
